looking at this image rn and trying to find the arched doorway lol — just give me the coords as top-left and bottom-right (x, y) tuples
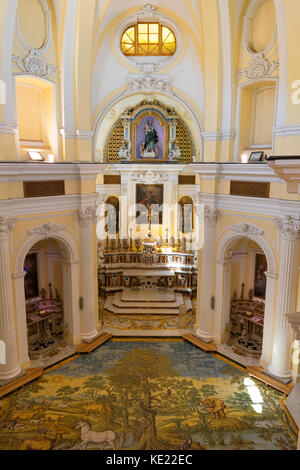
(14, 227), (80, 369)
(215, 226), (277, 367)
(24, 239), (68, 364)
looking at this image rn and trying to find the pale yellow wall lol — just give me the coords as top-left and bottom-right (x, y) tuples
(16, 84), (43, 142)
(18, 0), (47, 50)
(252, 87), (276, 146)
(0, 182), (23, 199)
(252, 0), (276, 53)
(16, 77), (57, 159)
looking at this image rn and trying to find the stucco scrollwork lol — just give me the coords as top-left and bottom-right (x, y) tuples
(130, 171), (169, 184)
(231, 223), (264, 237)
(126, 75), (173, 95)
(12, 49), (58, 78)
(237, 52), (279, 81)
(28, 222), (64, 239)
(138, 4), (160, 17)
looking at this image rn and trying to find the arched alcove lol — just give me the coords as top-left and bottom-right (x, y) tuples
(215, 225), (277, 367)
(14, 227), (80, 368)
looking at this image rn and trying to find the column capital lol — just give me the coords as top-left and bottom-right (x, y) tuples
(12, 271), (25, 280)
(197, 205), (219, 226)
(96, 194), (106, 207)
(120, 183), (129, 196)
(274, 215), (300, 240)
(0, 217), (17, 240)
(78, 205), (97, 226)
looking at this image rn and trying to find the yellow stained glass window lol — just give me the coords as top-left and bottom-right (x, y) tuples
(121, 23), (176, 56)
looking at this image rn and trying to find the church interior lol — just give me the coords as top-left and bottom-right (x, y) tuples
(0, 0), (300, 451)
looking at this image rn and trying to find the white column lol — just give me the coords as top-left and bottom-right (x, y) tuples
(260, 272), (278, 367)
(195, 206), (218, 343)
(267, 216), (300, 383)
(13, 271), (30, 368)
(69, 260), (81, 344)
(0, 217), (21, 381)
(120, 182), (129, 239)
(214, 261), (232, 344)
(78, 206), (98, 342)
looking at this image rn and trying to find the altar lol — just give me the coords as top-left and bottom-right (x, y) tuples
(98, 236), (197, 318)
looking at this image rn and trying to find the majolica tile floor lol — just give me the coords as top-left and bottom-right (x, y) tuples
(0, 339), (297, 450)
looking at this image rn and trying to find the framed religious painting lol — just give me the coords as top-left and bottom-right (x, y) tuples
(254, 253), (267, 299)
(24, 252), (39, 299)
(131, 110), (169, 161)
(136, 184), (164, 225)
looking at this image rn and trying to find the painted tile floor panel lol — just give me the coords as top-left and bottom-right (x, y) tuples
(0, 340), (297, 450)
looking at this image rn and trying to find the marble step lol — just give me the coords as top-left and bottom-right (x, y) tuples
(104, 296), (180, 315)
(247, 366), (293, 395)
(0, 367), (44, 398)
(182, 334), (217, 352)
(112, 292), (184, 309)
(76, 333), (112, 354)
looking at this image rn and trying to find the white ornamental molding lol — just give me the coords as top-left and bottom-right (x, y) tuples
(274, 215), (300, 239)
(237, 53), (279, 81)
(231, 223), (264, 237)
(28, 223), (64, 239)
(78, 206), (98, 225)
(125, 75), (173, 95)
(138, 4), (160, 17)
(0, 217), (17, 240)
(12, 49), (58, 78)
(130, 171), (169, 184)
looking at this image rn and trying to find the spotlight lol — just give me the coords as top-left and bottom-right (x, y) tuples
(28, 151), (44, 161)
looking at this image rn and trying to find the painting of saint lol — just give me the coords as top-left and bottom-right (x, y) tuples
(254, 253), (267, 299)
(136, 115), (164, 160)
(24, 253), (39, 299)
(136, 184), (164, 225)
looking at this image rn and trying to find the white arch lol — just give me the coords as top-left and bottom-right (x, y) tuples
(214, 224), (277, 366)
(216, 226), (277, 274)
(14, 227), (78, 274)
(13, 225), (80, 368)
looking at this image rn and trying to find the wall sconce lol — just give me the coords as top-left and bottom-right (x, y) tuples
(28, 151), (44, 161)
